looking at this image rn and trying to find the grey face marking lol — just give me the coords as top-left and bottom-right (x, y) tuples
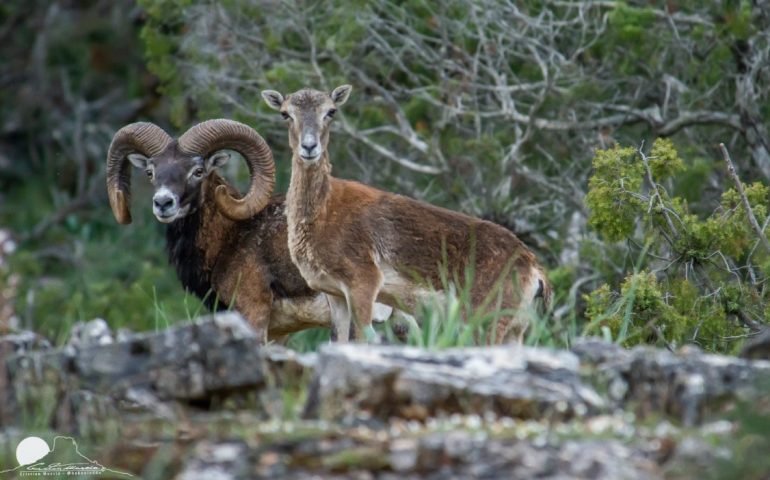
(285, 89), (336, 164)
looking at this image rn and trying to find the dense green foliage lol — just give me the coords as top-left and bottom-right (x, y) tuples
(584, 139), (767, 352)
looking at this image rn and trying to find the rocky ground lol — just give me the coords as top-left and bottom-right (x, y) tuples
(1, 313), (769, 479)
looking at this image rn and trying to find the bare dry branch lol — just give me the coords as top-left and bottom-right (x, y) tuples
(720, 143), (770, 255)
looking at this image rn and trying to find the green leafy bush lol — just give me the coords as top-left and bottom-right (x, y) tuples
(584, 139), (767, 352)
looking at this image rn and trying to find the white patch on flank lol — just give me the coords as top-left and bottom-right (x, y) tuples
(270, 293), (331, 333)
(521, 266), (544, 308)
(372, 303), (393, 323)
(300, 267), (340, 296)
(510, 267), (546, 340)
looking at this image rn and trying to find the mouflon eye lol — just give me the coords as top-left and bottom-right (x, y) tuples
(145, 169), (153, 179)
(326, 108), (337, 119)
(193, 167), (205, 177)
(281, 111), (291, 120)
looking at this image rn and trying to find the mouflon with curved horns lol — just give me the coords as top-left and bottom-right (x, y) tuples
(262, 85), (551, 343)
(106, 119), (351, 342)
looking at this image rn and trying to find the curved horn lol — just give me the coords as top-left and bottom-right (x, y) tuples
(106, 123), (172, 224)
(178, 119), (275, 220)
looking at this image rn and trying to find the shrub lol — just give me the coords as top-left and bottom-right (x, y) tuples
(584, 139), (766, 352)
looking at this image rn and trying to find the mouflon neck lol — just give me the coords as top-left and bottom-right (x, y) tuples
(286, 153), (332, 223)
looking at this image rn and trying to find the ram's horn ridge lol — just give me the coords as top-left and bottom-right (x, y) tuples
(106, 122), (172, 224)
(178, 119), (275, 221)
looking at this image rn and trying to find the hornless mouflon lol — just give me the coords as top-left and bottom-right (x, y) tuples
(262, 85), (551, 343)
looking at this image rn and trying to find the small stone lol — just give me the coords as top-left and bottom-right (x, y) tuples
(389, 438), (418, 472)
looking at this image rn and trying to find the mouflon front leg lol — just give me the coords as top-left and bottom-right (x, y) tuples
(344, 268), (383, 343)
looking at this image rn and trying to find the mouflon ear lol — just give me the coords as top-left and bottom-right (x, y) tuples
(127, 153), (150, 168)
(261, 90), (285, 110)
(205, 151), (231, 171)
(330, 84), (352, 106)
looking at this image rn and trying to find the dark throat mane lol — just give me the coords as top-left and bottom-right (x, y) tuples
(164, 206), (223, 311)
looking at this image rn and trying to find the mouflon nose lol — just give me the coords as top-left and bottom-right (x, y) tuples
(153, 195), (174, 212)
(301, 134), (317, 153)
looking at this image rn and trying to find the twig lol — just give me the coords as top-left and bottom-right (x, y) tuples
(732, 310), (764, 333)
(722, 331), (763, 340)
(639, 144), (679, 240)
(647, 321), (675, 353)
(339, 118), (443, 174)
(744, 214), (770, 285)
(719, 143), (770, 255)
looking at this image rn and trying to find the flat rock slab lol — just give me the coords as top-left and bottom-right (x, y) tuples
(573, 339), (770, 425)
(305, 344), (606, 422)
(3, 318), (770, 429)
(5, 312), (267, 401)
(1, 313), (285, 429)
